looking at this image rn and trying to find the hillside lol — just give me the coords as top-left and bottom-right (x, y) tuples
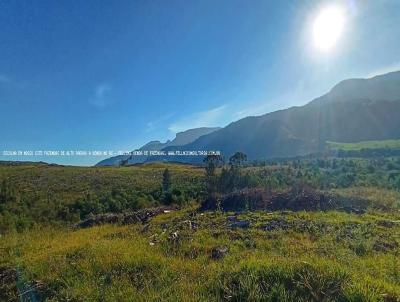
(1, 156), (400, 301)
(0, 162), (204, 232)
(2, 209), (399, 301)
(96, 71), (400, 165)
(159, 71), (400, 162)
(1, 156), (399, 233)
(96, 127), (220, 166)
(327, 139), (400, 151)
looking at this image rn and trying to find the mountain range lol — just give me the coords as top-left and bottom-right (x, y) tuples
(96, 127), (220, 166)
(97, 71), (400, 166)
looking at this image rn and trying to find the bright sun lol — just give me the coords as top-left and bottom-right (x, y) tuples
(313, 6), (345, 51)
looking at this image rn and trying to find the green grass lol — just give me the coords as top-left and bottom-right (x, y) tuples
(1, 208), (399, 301)
(331, 186), (400, 209)
(0, 161), (206, 232)
(0, 162), (204, 204)
(1, 158), (400, 300)
(327, 139), (400, 151)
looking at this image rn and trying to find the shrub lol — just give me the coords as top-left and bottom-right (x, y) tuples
(219, 262), (349, 302)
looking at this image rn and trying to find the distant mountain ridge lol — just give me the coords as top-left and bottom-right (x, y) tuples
(97, 71), (400, 166)
(153, 71), (400, 162)
(168, 71), (400, 162)
(322, 71), (400, 103)
(96, 127), (220, 166)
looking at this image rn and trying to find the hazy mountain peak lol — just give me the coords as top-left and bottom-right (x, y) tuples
(96, 126), (221, 166)
(172, 127), (221, 146)
(327, 70), (400, 102)
(160, 70), (400, 163)
(98, 70), (400, 166)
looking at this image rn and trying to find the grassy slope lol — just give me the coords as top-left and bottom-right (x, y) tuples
(1, 160), (400, 301)
(1, 209), (400, 301)
(0, 162), (204, 204)
(327, 139), (400, 151)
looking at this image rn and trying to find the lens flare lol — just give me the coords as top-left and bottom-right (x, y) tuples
(313, 6), (345, 51)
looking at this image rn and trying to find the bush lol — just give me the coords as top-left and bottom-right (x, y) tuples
(219, 262), (349, 302)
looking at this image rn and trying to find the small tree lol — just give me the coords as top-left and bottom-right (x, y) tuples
(162, 168), (173, 205)
(162, 168), (171, 194)
(203, 154), (223, 201)
(218, 166), (233, 193)
(0, 179), (8, 205)
(0, 179), (16, 207)
(229, 152), (247, 167)
(228, 152), (247, 190)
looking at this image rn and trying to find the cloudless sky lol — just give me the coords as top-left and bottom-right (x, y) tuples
(1, 0), (400, 165)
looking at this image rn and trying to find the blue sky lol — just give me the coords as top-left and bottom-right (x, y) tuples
(1, 0), (400, 165)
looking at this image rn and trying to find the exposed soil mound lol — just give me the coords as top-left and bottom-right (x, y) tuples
(201, 188), (269, 211)
(202, 185), (367, 213)
(271, 185), (335, 211)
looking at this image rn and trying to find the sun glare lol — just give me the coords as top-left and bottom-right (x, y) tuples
(313, 6), (345, 51)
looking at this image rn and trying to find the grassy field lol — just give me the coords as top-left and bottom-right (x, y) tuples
(0, 162), (205, 231)
(1, 208), (399, 301)
(1, 158), (400, 301)
(0, 162), (204, 204)
(327, 139), (400, 151)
